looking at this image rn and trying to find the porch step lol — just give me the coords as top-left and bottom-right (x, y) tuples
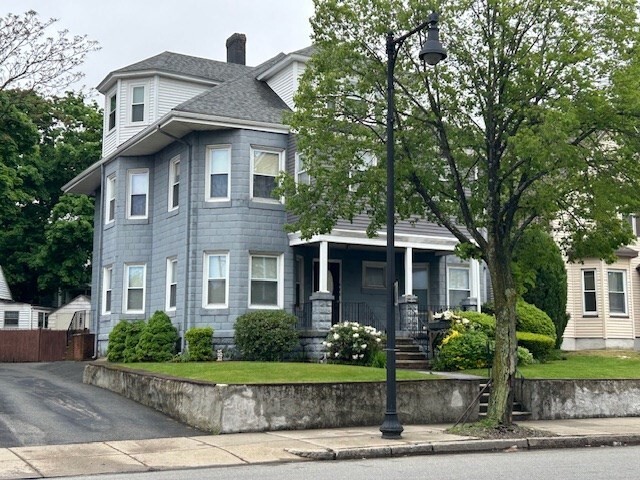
(395, 337), (430, 370)
(478, 383), (531, 421)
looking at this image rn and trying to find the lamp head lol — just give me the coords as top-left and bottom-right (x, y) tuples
(419, 12), (447, 66)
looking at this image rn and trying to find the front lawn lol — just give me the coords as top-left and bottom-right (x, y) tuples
(460, 350), (640, 379)
(118, 361), (435, 384)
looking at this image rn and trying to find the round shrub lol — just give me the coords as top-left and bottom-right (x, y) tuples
(136, 311), (179, 362)
(323, 322), (384, 365)
(122, 320), (145, 362)
(516, 300), (557, 340)
(516, 346), (534, 366)
(185, 326), (214, 361)
(234, 310), (299, 361)
(458, 310), (496, 336)
(106, 320), (132, 362)
(516, 331), (555, 360)
(432, 330), (492, 371)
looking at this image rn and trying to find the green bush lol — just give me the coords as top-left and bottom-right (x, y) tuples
(122, 320), (145, 362)
(516, 346), (535, 366)
(432, 330), (492, 371)
(516, 300), (557, 340)
(516, 331), (555, 360)
(185, 326), (214, 361)
(370, 350), (386, 368)
(458, 310), (496, 336)
(234, 310), (299, 361)
(136, 311), (179, 362)
(106, 320), (132, 362)
(323, 322), (384, 366)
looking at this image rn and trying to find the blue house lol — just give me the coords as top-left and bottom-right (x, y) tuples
(64, 34), (487, 356)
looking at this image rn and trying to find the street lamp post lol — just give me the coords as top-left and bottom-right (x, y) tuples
(380, 12), (446, 440)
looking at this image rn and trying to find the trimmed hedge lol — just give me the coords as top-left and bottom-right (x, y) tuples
(185, 326), (214, 361)
(516, 331), (555, 360)
(106, 320), (132, 362)
(234, 310), (299, 361)
(516, 300), (557, 340)
(432, 329), (492, 371)
(136, 311), (179, 362)
(458, 310), (496, 336)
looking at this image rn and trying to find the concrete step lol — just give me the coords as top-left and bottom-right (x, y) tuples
(396, 351), (427, 361)
(396, 360), (430, 370)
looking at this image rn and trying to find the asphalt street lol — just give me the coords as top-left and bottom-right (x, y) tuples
(0, 362), (202, 448)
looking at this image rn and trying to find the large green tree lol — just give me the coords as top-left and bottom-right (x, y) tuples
(280, 0), (640, 425)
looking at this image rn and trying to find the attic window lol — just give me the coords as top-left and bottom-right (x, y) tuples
(131, 86), (145, 123)
(108, 94), (116, 130)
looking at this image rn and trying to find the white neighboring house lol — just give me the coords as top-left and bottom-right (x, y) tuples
(47, 295), (92, 331)
(0, 266), (53, 329)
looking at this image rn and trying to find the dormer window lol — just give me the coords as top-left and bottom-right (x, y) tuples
(130, 85), (145, 123)
(108, 93), (117, 131)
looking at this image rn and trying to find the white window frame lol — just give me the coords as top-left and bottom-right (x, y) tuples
(105, 174), (116, 224)
(166, 257), (178, 311)
(249, 254), (284, 308)
(37, 311), (49, 329)
(107, 92), (117, 131)
(203, 252), (229, 308)
(295, 153), (310, 185)
(362, 261), (386, 289)
(447, 266), (471, 307)
(124, 263), (146, 314)
(102, 265), (113, 314)
(205, 145), (231, 201)
(127, 169), (149, 219)
(581, 269), (598, 315)
(607, 269), (627, 316)
(4, 311), (19, 327)
(128, 83), (147, 124)
(168, 156), (180, 211)
(250, 147), (284, 202)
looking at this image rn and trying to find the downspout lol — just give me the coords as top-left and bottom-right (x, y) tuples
(157, 126), (192, 352)
(94, 163), (105, 358)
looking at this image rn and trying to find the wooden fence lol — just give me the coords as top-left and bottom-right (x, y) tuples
(0, 329), (68, 362)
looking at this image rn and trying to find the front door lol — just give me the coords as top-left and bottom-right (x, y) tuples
(313, 260), (341, 324)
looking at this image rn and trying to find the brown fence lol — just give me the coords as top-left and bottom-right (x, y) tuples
(0, 329), (68, 362)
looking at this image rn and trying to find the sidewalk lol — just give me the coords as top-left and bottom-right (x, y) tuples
(3, 417), (640, 479)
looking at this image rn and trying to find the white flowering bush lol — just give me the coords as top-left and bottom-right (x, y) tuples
(322, 322), (384, 366)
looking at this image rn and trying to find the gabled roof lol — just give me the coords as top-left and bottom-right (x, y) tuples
(174, 53), (291, 124)
(0, 266), (13, 301)
(97, 51), (254, 93)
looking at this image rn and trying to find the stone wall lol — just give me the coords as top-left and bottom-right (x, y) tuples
(83, 363), (477, 433)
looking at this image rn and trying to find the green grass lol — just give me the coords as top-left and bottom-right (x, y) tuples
(116, 361), (436, 384)
(460, 350), (640, 379)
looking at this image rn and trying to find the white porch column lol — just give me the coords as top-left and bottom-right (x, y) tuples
(404, 247), (413, 296)
(470, 258), (481, 311)
(319, 241), (329, 292)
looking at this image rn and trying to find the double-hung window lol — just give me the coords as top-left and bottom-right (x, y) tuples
(250, 255), (281, 307)
(4, 311), (19, 327)
(127, 169), (149, 219)
(105, 175), (116, 223)
(38, 312), (49, 329)
(124, 264), (146, 313)
(204, 253), (228, 307)
(582, 269), (597, 315)
(108, 93), (117, 131)
(130, 85), (145, 123)
(166, 258), (178, 310)
(448, 267), (471, 307)
(295, 153), (310, 185)
(251, 148), (283, 200)
(103, 266), (113, 314)
(608, 270), (627, 315)
(206, 146), (230, 200)
(168, 156), (180, 210)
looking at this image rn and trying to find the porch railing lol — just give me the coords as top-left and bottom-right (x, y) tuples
(292, 302), (312, 330)
(341, 302), (385, 331)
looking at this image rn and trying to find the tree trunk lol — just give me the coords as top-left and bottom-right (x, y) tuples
(485, 246), (518, 425)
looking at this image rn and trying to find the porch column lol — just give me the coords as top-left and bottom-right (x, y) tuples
(319, 241), (329, 292)
(404, 247), (413, 296)
(399, 247), (418, 332)
(470, 258), (481, 312)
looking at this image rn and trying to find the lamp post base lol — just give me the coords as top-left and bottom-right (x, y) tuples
(380, 413), (404, 439)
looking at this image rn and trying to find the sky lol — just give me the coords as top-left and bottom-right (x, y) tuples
(1, 0), (315, 99)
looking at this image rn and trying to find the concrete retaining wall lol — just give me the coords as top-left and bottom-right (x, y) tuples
(83, 363), (478, 433)
(519, 379), (640, 420)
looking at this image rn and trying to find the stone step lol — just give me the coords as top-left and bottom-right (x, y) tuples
(396, 351), (427, 361)
(396, 360), (430, 370)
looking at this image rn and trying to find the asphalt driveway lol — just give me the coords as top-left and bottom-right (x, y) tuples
(0, 362), (203, 448)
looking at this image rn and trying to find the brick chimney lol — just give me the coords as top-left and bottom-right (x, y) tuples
(226, 33), (246, 65)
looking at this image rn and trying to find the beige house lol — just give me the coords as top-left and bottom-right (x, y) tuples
(563, 235), (640, 350)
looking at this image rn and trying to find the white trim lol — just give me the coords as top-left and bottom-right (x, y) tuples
(581, 269), (598, 315)
(98, 70), (219, 93)
(250, 146), (285, 202)
(105, 174), (116, 224)
(107, 90), (117, 132)
(168, 156), (180, 211)
(203, 252), (229, 309)
(607, 269), (628, 316)
(249, 253), (283, 309)
(362, 261), (387, 290)
(447, 266), (471, 307)
(102, 265), (113, 315)
(126, 168), (149, 219)
(123, 263), (146, 314)
(166, 257), (178, 311)
(127, 82), (149, 125)
(256, 53), (312, 81)
(205, 145), (231, 202)
(294, 152), (310, 185)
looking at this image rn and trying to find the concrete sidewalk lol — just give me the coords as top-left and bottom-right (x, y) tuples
(3, 418), (640, 479)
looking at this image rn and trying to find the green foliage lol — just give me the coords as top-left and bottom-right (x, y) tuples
(458, 310), (496, 336)
(516, 331), (555, 361)
(516, 346), (535, 366)
(323, 322), (384, 366)
(516, 300), (557, 340)
(370, 350), (386, 369)
(185, 327), (214, 361)
(106, 320), (132, 362)
(433, 329), (492, 371)
(135, 311), (179, 362)
(513, 226), (569, 347)
(234, 310), (299, 361)
(122, 321), (145, 363)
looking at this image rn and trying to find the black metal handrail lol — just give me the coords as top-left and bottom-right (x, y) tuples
(341, 302), (384, 331)
(292, 302), (312, 330)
